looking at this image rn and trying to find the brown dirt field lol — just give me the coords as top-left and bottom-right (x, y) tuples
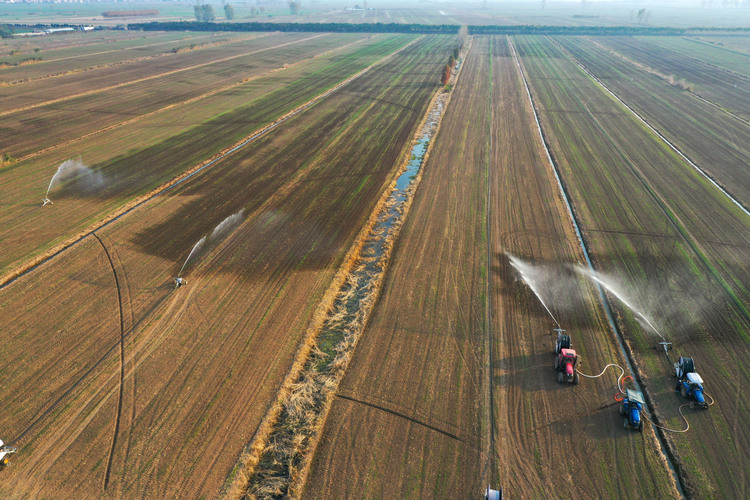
(0, 33), (305, 115)
(0, 34), (407, 279)
(0, 36), (450, 497)
(0, 32), (249, 85)
(303, 36), (677, 498)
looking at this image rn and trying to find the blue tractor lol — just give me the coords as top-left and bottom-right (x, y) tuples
(619, 389), (645, 431)
(674, 357), (708, 409)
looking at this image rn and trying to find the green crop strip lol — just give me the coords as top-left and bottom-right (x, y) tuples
(562, 51), (750, 340)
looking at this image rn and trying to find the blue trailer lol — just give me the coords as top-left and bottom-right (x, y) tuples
(619, 389), (645, 431)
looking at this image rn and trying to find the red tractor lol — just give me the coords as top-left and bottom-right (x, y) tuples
(555, 348), (579, 384)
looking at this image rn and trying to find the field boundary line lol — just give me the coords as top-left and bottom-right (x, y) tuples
(554, 38), (750, 219)
(0, 33), (329, 118)
(509, 36), (685, 499)
(0, 36), (417, 291)
(15, 35), (375, 164)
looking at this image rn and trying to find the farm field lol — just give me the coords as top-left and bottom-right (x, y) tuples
(0, 34), (454, 496)
(1, 20), (750, 500)
(555, 35), (750, 206)
(0, 30), (163, 56)
(694, 35), (750, 55)
(0, 32), (251, 83)
(304, 35), (676, 498)
(640, 36), (750, 77)
(0, 33), (413, 278)
(516, 35), (750, 497)
(0, 33), (311, 113)
(584, 36), (750, 121)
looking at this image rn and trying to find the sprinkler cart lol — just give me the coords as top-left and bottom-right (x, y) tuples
(553, 328), (579, 384)
(552, 328), (571, 355)
(674, 357), (708, 409)
(620, 389), (645, 431)
(0, 439), (17, 467)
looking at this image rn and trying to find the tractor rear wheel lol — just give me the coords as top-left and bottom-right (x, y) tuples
(681, 385), (688, 398)
(573, 372), (579, 385)
(619, 403), (626, 416)
(624, 418), (629, 430)
(558, 371), (564, 383)
(554, 357), (559, 370)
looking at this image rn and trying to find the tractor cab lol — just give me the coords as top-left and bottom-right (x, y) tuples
(686, 372), (704, 389)
(677, 372), (708, 409)
(620, 389), (644, 431)
(555, 348), (579, 384)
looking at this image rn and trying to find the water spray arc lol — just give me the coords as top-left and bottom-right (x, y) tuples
(575, 267), (672, 350)
(507, 253), (560, 328)
(178, 236), (206, 278)
(42, 158), (105, 206)
(174, 209), (245, 287)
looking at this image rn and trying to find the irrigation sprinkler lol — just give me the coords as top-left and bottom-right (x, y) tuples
(0, 439), (17, 467)
(42, 198), (53, 206)
(658, 341), (673, 356)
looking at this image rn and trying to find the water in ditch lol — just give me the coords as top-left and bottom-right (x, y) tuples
(247, 95), (448, 496)
(315, 134), (431, 365)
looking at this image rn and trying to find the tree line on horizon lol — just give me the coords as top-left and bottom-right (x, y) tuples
(126, 22), (750, 36)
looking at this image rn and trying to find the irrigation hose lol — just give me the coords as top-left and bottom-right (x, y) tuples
(639, 391), (715, 434)
(576, 363), (627, 393)
(640, 404), (691, 433)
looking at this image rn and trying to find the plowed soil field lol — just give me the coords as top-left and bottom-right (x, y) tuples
(516, 35), (750, 498)
(303, 36), (677, 498)
(0, 33), (411, 277)
(0, 34), (453, 496)
(4, 29), (749, 499)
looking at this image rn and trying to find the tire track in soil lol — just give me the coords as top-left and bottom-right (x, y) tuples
(91, 232), (126, 491)
(0, 37), (415, 291)
(336, 394), (463, 442)
(483, 36), (496, 491)
(8, 289), (174, 452)
(0, 33), (329, 118)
